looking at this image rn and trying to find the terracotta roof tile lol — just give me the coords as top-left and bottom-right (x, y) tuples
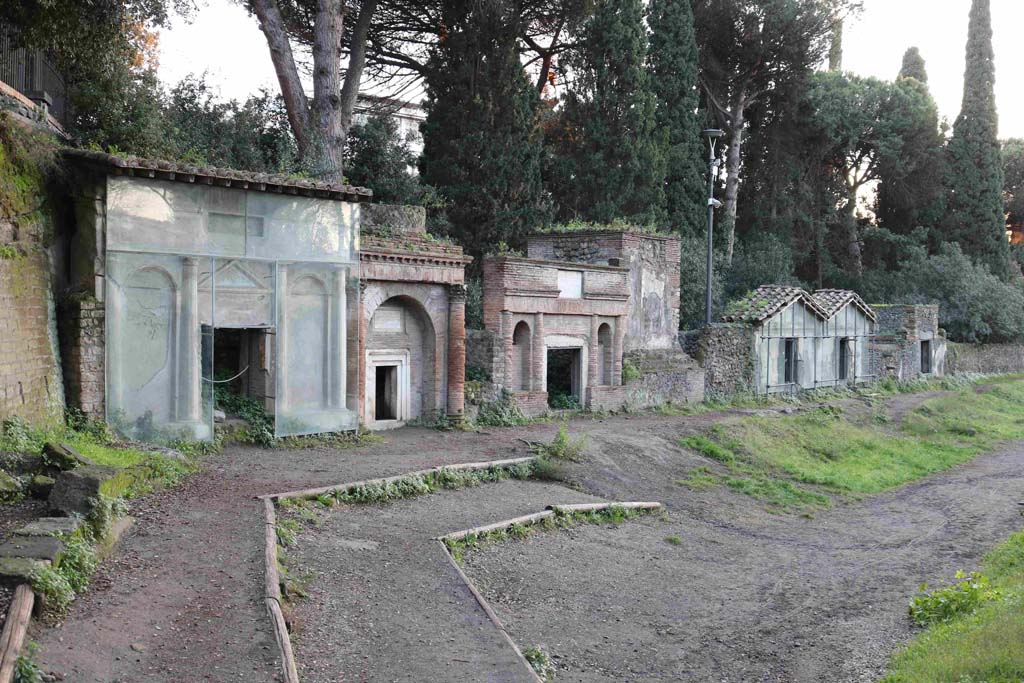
(811, 289), (877, 321)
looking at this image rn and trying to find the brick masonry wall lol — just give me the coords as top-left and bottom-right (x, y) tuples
(526, 231), (681, 352)
(0, 248), (65, 422)
(58, 296), (105, 419)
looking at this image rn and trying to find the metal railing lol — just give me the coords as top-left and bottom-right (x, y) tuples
(0, 29), (67, 124)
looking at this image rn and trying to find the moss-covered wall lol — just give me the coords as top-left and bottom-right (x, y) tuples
(0, 113), (66, 424)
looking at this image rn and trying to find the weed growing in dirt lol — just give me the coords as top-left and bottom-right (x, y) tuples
(522, 645), (556, 681)
(665, 535), (683, 546)
(276, 517), (301, 547)
(534, 424), (586, 461)
(86, 494), (129, 539)
(909, 571), (999, 626)
(443, 504), (656, 563)
(680, 435), (735, 465)
(13, 641), (43, 683)
(883, 530), (1024, 683)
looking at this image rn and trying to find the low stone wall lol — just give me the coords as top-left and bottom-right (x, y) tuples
(0, 249), (64, 423)
(586, 385), (628, 412)
(946, 342), (1024, 375)
(622, 349), (705, 408)
(510, 391), (549, 418)
(683, 324), (757, 398)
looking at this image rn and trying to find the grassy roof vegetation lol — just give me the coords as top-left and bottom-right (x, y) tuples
(533, 218), (664, 235)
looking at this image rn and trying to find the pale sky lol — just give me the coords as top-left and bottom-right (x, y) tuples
(157, 0), (1024, 139)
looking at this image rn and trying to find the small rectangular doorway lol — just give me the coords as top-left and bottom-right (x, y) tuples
(783, 338), (798, 384)
(547, 348), (582, 409)
(838, 338), (850, 381)
(374, 365), (398, 421)
(921, 340), (932, 374)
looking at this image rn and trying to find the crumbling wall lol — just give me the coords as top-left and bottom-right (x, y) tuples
(685, 324), (757, 398)
(869, 304), (944, 381)
(623, 349), (705, 407)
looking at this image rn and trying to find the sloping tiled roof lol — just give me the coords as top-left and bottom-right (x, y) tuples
(721, 285), (827, 323)
(811, 289), (878, 322)
(63, 148), (372, 201)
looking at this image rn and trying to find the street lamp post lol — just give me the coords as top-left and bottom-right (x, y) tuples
(703, 128), (725, 326)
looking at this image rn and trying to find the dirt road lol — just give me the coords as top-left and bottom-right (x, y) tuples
(32, 395), (1024, 682)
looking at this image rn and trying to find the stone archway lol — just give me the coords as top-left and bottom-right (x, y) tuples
(364, 294), (437, 428)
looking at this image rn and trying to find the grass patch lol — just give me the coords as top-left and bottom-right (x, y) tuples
(442, 504), (659, 563)
(882, 530), (1024, 683)
(679, 377), (1024, 509)
(675, 466), (718, 491)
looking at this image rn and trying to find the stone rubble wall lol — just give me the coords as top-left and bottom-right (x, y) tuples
(622, 349), (705, 408)
(945, 343), (1024, 375)
(683, 324), (757, 398)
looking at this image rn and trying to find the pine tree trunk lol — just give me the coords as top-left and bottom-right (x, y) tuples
(846, 183), (863, 276)
(309, 0), (345, 183)
(723, 102), (745, 266)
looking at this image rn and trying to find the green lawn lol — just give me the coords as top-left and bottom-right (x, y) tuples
(680, 375), (1024, 508)
(882, 531), (1024, 683)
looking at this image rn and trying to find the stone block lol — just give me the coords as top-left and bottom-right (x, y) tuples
(29, 474), (55, 498)
(0, 469), (22, 497)
(14, 516), (83, 537)
(43, 442), (95, 471)
(0, 557), (49, 587)
(48, 464), (118, 516)
(0, 535), (64, 562)
(0, 452), (43, 475)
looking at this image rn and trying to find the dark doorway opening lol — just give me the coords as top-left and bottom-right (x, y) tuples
(921, 340), (932, 374)
(375, 365), (398, 420)
(783, 339), (798, 384)
(204, 327), (271, 414)
(838, 338), (850, 381)
(547, 348), (581, 409)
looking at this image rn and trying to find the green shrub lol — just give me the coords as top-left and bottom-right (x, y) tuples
(909, 570), (1000, 626)
(475, 391), (532, 427)
(59, 535), (98, 593)
(621, 361), (642, 383)
(13, 641), (43, 683)
(29, 565), (75, 615)
(536, 424), (586, 461)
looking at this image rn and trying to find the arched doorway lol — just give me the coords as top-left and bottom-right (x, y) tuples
(365, 296), (436, 428)
(512, 321), (532, 391)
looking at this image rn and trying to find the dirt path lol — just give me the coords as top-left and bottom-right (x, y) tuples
(30, 389), (1013, 682)
(290, 479), (601, 683)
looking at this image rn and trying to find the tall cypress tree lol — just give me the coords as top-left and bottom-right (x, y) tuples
(550, 0), (665, 225)
(649, 0), (704, 236)
(419, 0), (548, 263)
(899, 47), (928, 84)
(942, 0), (1008, 277)
(876, 47), (946, 238)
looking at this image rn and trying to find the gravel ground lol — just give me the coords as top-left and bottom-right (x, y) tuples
(458, 430), (1024, 682)
(29, 389), (1023, 683)
(288, 479), (601, 683)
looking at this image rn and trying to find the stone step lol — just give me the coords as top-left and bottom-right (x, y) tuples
(14, 517), (83, 538)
